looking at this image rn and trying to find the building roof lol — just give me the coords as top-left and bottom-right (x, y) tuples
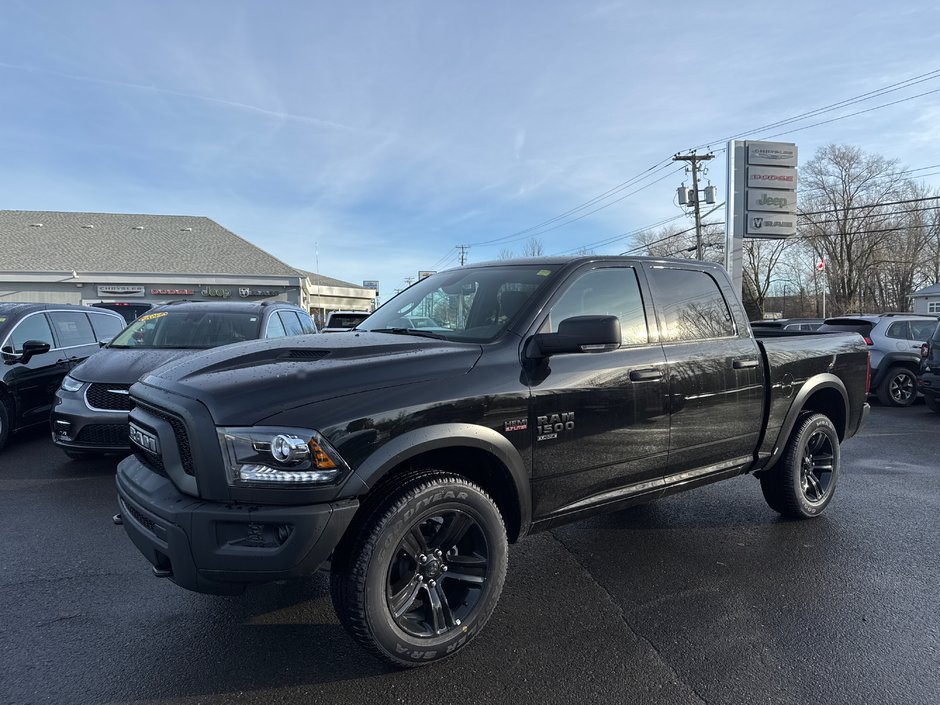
(913, 283), (940, 297)
(0, 210), (300, 277)
(296, 269), (362, 290)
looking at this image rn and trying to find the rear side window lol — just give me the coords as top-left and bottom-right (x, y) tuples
(47, 311), (96, 347)
(647, 268), (735, 342)
(909, 320), (938, 340)
(6, 314), (55, 352)
(89, 313), (125, 341)
(885, 321), (910, 340)
(297, 312), (317, 334)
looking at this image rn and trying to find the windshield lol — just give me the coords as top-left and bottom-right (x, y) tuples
(110, 310), (262, 349)
(360, 264), (559, 342)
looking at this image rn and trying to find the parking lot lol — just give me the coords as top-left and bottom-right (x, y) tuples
(1, 403), (937, 705)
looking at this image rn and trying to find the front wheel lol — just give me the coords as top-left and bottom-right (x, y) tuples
(760, 413), (841, 519)
(331, 474), (508, 667)
(877, 366), (917, 407)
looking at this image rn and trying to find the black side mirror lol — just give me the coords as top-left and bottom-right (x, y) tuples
(17, 339), (51, 365)
(528, 315), (621, 358)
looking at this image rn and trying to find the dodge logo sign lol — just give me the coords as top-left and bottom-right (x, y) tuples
(129, 423), (159, 454)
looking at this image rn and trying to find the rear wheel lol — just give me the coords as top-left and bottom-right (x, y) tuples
(760, 413), (841, 519)
(925, 395), (940, 414)
(331, 473), (508, 667)
(877, 366), (917, 407)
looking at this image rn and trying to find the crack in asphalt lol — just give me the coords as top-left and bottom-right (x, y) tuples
(548, 529), (709, 705)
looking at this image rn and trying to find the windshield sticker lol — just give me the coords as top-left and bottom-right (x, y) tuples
(138, 311), (168, 322)
(537, 269), (551, 276)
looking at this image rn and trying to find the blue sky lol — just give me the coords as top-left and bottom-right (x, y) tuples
(2, 1), (939, 299)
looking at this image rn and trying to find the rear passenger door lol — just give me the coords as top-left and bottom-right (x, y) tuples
(645, 265), (764, 476)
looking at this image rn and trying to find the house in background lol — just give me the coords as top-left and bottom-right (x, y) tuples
(912, 283), (940, 314)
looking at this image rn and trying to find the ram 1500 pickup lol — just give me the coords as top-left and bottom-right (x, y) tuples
(116, 256), (870, 666)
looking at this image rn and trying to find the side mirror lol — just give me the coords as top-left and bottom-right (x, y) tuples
(99, 337), (114, 348)
(17, 339), (51, 365)
(528, 315), (621, 358)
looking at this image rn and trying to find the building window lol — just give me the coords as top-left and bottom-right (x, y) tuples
(929, 301), (940, 314)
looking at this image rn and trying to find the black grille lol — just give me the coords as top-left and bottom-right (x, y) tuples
(75, 424), (128, 446)
(134, 447), (167, 476)
(121, 498), (156, 535)
(85, 383), (133, 411)
(136, 402), (195, 476)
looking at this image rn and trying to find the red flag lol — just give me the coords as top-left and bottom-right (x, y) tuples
(816, 257), (826, 271)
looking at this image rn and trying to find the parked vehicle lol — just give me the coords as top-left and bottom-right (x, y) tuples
(321, 310), (371, 333)
(750, 318), (824, 331)
(91, 302), (155, 324)
(0, 303), (125, 453)
(917, 322), (940, 413)
(115, 256), (869, 666)
(53, 301), (317, 458)
(817, 313), (939, 406)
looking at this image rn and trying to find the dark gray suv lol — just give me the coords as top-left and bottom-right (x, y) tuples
(52, 301), (317, 458)
(818, 313), (939, 406)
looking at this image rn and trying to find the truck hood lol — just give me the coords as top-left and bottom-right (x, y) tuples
(137, 332), (484, 425)
(69, 347), (198, 385)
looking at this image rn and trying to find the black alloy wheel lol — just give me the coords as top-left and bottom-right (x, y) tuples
(331, 472), (508, 667)
(760, 412), (841, 519)
(386, 510), (490, 638)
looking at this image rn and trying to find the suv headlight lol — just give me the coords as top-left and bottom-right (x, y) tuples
(60, 375), (84, 393)
(217, 427), (348, 486)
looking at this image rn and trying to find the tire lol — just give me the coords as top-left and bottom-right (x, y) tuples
(0, 398), (10, 453)
(760, 413), (841, 519)
(876, 366), (917, 407)
(925, 395), (940, 414)
(331, 473), (508, 667)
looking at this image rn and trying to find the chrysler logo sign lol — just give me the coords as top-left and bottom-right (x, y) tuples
(129, 423), (159, 454)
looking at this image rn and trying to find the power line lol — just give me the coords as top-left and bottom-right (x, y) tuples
(798, 195), (940, 216)
(551, 213), (688, 255)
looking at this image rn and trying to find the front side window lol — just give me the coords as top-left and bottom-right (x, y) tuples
(7, 314), (55, 353)
(110, 310), (261, 348)
(540, 267), (649, 345)
(47, 311), (96, 347)
(910, 320), (938, 340)
(361, 265), (559, 343)
(265, 313), (287, 338)
(647, 267), (735, 342)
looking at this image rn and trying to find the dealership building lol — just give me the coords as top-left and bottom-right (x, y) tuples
(0, 210), (377, 315)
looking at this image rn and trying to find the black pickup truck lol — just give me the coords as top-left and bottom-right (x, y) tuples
(116, 256), (869, 666)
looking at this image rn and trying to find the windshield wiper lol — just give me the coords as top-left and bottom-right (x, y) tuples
(366, 328), (448, 340)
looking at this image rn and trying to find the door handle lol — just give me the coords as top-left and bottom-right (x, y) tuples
(55, 359), (70, 366)
(733, 358), (759, 369)
(629, 368), (664, 381)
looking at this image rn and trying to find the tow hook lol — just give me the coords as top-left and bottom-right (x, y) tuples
(112, 513), (123, 525)
(152, 566), (173, 579)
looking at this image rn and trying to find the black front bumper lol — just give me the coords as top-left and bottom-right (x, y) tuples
(918, 370), (940, 402)
(116, 455), (359, 595)
(52, 389), (130, 453)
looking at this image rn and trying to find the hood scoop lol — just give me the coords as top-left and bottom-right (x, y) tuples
(281, 349), (330, 360)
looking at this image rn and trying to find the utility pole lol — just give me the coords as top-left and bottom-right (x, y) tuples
(404, 276), (415, 287)
(457, 245), (469, 266)
(674, 151), (715, 260)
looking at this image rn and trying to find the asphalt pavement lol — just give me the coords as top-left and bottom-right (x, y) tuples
(1, 403), (937, 705)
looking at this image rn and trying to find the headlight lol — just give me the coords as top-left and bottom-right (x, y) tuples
(60, 375), (84, 393)
(217, 426), (348, 487)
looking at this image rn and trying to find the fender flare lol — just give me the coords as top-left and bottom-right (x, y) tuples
(762, 373), (849, 474)
(351, 423), (532, 539)
(871, 353), (921, 388)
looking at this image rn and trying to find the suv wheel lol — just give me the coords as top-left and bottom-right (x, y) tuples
(331, 473), (508, 667)
(877, 366), (917, 407)
(760, 413), (841, 518)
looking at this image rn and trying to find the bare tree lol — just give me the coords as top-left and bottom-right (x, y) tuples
(742, 238), (793, 316)
(798, 144), (907, 314)
(522, 237), (545, 257)
(498, 247), (515, 260)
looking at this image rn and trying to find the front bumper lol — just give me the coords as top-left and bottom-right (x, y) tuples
(52, 389), (130, 452)
(116, 455), (359, 595)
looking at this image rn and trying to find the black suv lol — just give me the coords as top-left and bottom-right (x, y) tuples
(52, 301), (317, 458)
(0, 303), (126, 452)
(917, 322), (940, 414)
